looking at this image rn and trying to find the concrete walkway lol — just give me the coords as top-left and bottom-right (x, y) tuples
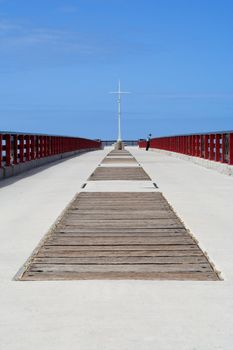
(0, 147), (233, 349)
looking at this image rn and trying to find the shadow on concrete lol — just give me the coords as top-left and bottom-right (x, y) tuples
(0, 150), (100, 190)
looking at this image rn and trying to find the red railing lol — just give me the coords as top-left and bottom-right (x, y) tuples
(0, 132), (101, 168)
(138, 131), (233, 165)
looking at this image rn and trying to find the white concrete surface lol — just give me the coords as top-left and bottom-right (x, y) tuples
(149, 147), (233, 177)
(84, 180), (157, 192)
(0, 146), (233, 350)
(99, 163), (140, 167)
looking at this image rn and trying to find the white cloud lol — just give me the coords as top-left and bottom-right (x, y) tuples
(58, 5), (78, 13)
(136, 93), (233, 99)
(0, 16), (149, 65)
(0, 19), (21, 32)
(0, 19), (95, 54)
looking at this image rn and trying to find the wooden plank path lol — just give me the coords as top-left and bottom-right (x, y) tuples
(88, 167), (150, 181)
(19, 149), (219, 281)
(101, 157), (137, 164)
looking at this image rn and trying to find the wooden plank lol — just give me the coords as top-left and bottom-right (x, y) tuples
(77, 192), (163, 197)
(54, 232), (188, 237)
(55, 228), (186, 233)
(39, 244), (200, 251)
(59, 222), (182, 228)
(34, 256), (208, 264)
(88, 167), (151, 181)
(37, 249), (203, 258)
(20, 187), (219, 281)
(70, 205), (171, 210)
(101, 158), (137, 163)
(28, 263), (213, 273)
(22, 271), (219, 281)
(64, 213), (177, 220)
(104, 157), (134, 159)
(46, 236), (194, 245)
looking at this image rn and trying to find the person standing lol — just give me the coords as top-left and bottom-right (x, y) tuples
(146, 134), (152, 151)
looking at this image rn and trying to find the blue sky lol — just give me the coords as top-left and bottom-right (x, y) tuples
(0, 0), (232, 139)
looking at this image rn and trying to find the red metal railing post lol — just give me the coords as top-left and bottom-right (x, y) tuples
(204, 135), (209, 159)
(187, 136), (190, 155)
(50, 137), (53, 155)
(221, 134), (225, 163)
(42, 136), (45, 157)
(51, 137), (54, 155)
(215, 134), (220, 162)
(209, 134), (215, 160)
(44, 136), (46, 157)
(0, 134), (2, 168)
(196, 135), (199, 157)
(5, 134), (11, 166)
(179, 136), (182, 153)
(31, 135), (35, 160)
(54, 137), (57, 154)
(46, 136), (49, 156)
(48, 136), (51, 156)
(44, 136), (47, 156)
(191, 135), (195, 156)
(194, 135), (197, 156)
(195, 135), (200, 158)
(177, 137), (179, 152)
(52, 137), (55, 155)
(229, 133), (233, 165)
(39, 136), (43, 158)
(47, 136), (49, 156)
(19, 135), (24, 163)
(182, 136), (185, 154)
(180, 136), (182, 153)
(25, 135), (30, 161)
(36, 136), (40, 158)
(56, 137), (59, 154)
(13, 135), (18, 164)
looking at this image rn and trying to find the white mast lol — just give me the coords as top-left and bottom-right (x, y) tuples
(110, 80), (130, 141)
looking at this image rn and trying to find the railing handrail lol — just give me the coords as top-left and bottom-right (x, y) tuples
(140, 130), (233, 140)
(138, 131), (233, 165)
(0, 130), (99, 141)
(0, 132), (102, 168)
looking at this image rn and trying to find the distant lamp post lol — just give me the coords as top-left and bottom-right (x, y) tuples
(110, 80), (130, 149)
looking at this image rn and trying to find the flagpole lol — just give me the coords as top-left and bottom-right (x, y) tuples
(110, 80), (130, 143)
